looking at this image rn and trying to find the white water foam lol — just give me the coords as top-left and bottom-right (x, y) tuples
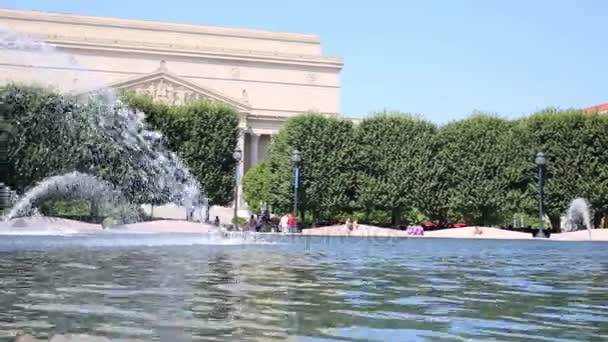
(0, 225), (271, 245)
(4, 172), (127, 221)
(563, 198), (592, 240)
(0, 229), (82, 236)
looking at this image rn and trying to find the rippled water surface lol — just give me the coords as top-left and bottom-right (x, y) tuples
(0, 233), (607, 341)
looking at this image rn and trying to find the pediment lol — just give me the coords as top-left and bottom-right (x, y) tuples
(109, 66), (250, 111)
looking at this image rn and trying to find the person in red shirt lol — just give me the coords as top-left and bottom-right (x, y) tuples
(287, 213), (296, 233)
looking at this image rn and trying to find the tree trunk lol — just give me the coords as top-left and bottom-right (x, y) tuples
(299, 208), (305, 227)
(480, 209), (488, 227)
(391, 207), (403, 228)
(312, 210), (320, 228)
(593, 210), (604, 229)
(433, 211), (448, 227)
(549, 214), (561, 232)
(90, 200), (99, 223)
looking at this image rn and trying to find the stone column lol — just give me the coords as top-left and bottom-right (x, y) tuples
(236, 129), (246, 210)
(250, 133), (260, 167)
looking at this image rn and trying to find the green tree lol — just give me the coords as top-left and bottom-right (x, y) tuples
(1, 84), (87, 192)
(355, 112), (437, 227)
(435, 113), (526, 226)
(523, 109), (608, 229)
(267, 114), (357, 223)
(242, 161), (271, 213)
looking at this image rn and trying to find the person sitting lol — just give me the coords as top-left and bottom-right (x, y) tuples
(406, 225), (424, 236)
(270, 216), (280, 233)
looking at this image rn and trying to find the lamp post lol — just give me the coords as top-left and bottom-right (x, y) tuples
(535, 152), (547, 238)
(0, 183), (7, 211)
(202, 192), (209, 223)
(292, 149), (302, 229)
(233, 147), (242, 230)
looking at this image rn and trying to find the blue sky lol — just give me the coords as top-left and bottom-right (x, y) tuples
(3, 0), (607, 123)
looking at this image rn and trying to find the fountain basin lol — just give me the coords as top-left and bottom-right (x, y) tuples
(2, 217), (607, 240)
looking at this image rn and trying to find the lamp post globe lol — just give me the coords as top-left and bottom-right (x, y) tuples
(292, 149), (302, 163)
(535, 152), (547, 238)
(232, 147), (242, 230)
(535, 152), (546, 167)
(233, 148), (242, 163)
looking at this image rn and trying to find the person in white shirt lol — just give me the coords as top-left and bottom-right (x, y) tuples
(279, 214), (289, 233)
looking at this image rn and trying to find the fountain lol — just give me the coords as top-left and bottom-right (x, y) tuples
(1, 31), (201, 223)
(563, 198), (592, 240)
(3, 172), (136, 223)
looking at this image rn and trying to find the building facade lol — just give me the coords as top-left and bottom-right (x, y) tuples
(584, 103), (608, 114)
(0, 8), (343, 214)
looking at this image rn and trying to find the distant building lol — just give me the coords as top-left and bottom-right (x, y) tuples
(583, 103), (608, 113)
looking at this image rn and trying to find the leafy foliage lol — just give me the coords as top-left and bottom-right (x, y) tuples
(253, 109), (607, 228)
(242, 161), (271, 213)
(2, 85), (239, 218)
(267, 114), (357, 222)
(1, 84), (173, 205)
(434, 114), (527, 226)
(2, 84), (90, 192)
(522, 109), (608, 228)
(3, 84), (607, 228)
(355, 112), (436, 226)
(40, 199), (91, 217)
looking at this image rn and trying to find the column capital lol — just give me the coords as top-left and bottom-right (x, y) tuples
(250, 132), (261, 141)
(238, 126), (255, 135)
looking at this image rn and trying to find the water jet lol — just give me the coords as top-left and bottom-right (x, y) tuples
(563, 198), (592, 240)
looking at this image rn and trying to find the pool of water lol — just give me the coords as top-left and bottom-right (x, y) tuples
(0, 233), (607, 341)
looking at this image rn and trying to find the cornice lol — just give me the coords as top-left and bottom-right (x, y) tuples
(0, 8), (343, 68)
(0, 8), (319, 44)
(251, 109), (340, 115)
(48, 38), (343, 69)
(0, 62), (341, 88)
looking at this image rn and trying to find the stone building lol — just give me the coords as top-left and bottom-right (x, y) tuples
(0, 8), (343, 216)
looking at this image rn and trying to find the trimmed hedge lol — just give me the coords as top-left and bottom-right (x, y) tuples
(245, 110), (608, 229)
